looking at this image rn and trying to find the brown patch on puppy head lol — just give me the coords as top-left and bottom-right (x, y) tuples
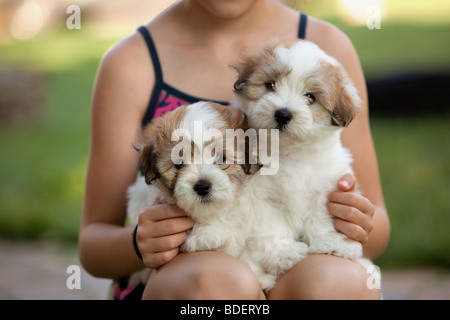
(331, 63), (362, 127)
(232, 40), (296, 101)
(224, 160), (249, 191)
(315, 59), (362, 128)
(208, 103), (258, 175)
(209, 103), (249, 131)
(134, 106), (188, 198)
(138, 142), (159, 185)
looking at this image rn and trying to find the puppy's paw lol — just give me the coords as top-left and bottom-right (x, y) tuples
(331, 240), (362, 260)
(266, 241), (308, 276)
(181, 230), (227, 253)
(257, 273), (278, 294)
(308, 237), (362, 261)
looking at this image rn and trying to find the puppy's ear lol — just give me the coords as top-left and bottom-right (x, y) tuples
(331, 66), (362, 127)
(233, 79), (247, 92)
(231, 55), (257, 94)
(135, 126), (160, 185)
(140, 143), (160, 185)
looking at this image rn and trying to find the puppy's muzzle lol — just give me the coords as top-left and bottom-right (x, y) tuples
(274, 108), (292, 130)
(193, 179), (212, 197)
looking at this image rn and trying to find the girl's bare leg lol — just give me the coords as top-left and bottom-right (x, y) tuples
(268, 254), (381, 300)
(142, 251), (266, 300)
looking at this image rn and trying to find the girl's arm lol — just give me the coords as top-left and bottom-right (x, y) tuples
(79, 34), (153, 279)
(79, 32), (195, 279)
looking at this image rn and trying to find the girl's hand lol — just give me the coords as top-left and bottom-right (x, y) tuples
(136, 204), (194, 269)
(327, 174), (375, 246)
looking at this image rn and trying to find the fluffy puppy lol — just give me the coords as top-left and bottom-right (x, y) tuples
(129, 101), (250, 254)
(233, 39), (363, 261)
(128, 101), (307, 291)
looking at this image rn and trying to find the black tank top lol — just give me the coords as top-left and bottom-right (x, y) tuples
(137, 13), (308, 126)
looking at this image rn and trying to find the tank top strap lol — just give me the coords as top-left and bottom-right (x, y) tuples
(137, 26), (163, 82)
(298, 12), (308, 39)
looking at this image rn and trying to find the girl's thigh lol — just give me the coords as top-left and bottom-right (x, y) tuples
(143, 251), (266, 300)
(268, 254), (381, 300)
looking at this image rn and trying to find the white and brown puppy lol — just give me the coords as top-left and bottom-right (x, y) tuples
(128, 101), (307, 291)
(233, 40), (363, 261)
(128, 101), (251, 255)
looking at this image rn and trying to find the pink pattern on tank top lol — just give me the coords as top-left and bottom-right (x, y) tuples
(153, 90), (188, 119)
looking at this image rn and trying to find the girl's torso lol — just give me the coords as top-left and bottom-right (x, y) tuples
(138, 3), (308, 125)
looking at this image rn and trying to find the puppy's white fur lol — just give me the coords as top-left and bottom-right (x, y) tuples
(128, 101), (306, 292)
(233, 40), (364, 261)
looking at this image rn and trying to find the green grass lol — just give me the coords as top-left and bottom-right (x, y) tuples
(0, 29), (111, 241)
(371, 117), (450, 268)
(0, 69), (93, 240)
(339, 22), (450, 78)
(0, 22), (449, 268)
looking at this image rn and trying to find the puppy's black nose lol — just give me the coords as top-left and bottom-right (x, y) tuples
(274, 108), (292, 128)
(193, 179), (212, 196)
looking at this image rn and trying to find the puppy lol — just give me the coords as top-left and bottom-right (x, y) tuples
(128, 101), (307, 292)
(233, 39), (363, 261)
(129, 101), (250, 254)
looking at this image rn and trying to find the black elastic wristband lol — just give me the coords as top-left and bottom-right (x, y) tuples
(132, 224), (143, 261)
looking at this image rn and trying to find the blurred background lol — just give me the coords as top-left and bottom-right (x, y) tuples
(0, 0), (449, 299)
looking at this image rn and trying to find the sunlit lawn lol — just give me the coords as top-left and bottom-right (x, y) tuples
(372, 117), (450, 268)
(0, 30), (108, 240)
(0, 21), (449, 268)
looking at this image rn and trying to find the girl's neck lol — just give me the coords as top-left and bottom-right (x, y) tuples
(176, 0), (274, 44)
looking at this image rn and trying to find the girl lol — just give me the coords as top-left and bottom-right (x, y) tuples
(79, 0), (390, 300)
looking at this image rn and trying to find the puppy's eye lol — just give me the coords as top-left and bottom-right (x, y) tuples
(265, 81), (276, 92)
(174, 160), (184, 170)
(305, 93), (316, 104)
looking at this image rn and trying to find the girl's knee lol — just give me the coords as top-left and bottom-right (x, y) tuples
(142, 252), (263, 300)
(189, 259), (263, 299)
(311, 258), (380, 300)
(269, 254), (380, 300)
